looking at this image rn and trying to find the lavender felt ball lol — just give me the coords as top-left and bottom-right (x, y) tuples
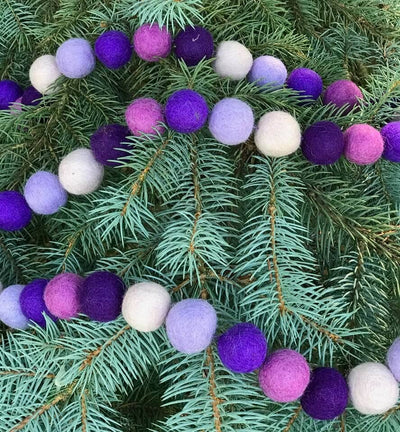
(287, 68), (323, 102)
(248, 56), (287, 89)
(0, 191), (32, 231)
(165, 89), (208, 133)
(133, 23), (172, 62)
(208, 98), (254, 145)
(165, 299), (217, 354)
(0, 80), (23, 110)
(125, 98), (165, 137)
(301, 121), (344, 165)
(344, 124), (384, 165)
(21, 86), (42, 106)
(323, 80), (363, 113)
(174, 26), (214, 66)
(0, 284), (29, 329)
(381, 121), (400, 162)
(56, 38), (96, 78)
(300, 367), (348, 420)
(387, 338), (400, 381)
(94, 30), (132, 69)
(80, 271), (125, 322)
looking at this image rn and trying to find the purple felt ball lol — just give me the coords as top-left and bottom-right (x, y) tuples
(44, 273), (83, 320)
(24, 171), (68, 215)
(21, 86), (42, 106)
(79, 271), (125, 322)
(165, 299), (217, 354)
(125, 98), (165, 137)
(174, 26), (214, 66)
(20, 279), (57, 327)
(0, 80), (23, 110)
(0, 191), (32, 231)
(323, 80), (363, 113)
(90, 124), (132, 166)
(344, 124), (384, 165)
(56, 38), (96, 78)
(165, 89), (208, 133)
(300, 367), (348, 420)
(259, 349), (310, 402)
(381, 122), (400, 162)
(94, 30), (132, 69)
(287, 68), (323, 102)
(301, 121), (344, 165)
(387, 337), (400, 381)
(248, 56), (287, 89)
(0, 284), (29, 329)
(133, 23), (172, 62)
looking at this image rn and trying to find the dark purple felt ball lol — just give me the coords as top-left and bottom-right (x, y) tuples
(174, 26), (214, 67)
(0, 80), (23, 110)
(0, 191), (32, 231)
(94, 30), (133, 69)
(300, 367), (348, 420)
(80, 271), (125, 322)
(287, 68), (323, 102)
(323, 80), (363, 114)
(381, 121), (400, 162)
(301, 121), (344, 165)
(21, 86), (42, 106)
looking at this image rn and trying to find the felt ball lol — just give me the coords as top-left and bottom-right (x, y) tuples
(344, 124), (383, 165)
(19, 279), (57, 327)
(125, 98), (165, 137)
(217, 322), (267, 373)
(214, 41), (253, 80)
(165, 299), (217, 354)
(208, 98), (254, 145)
(122, 281), (171, 332)
(348, 362), (399, 415)
(323, 80), (363, 113)
(10, 97), (23, 115)
(21, 86), (42, 106)
(254, 111), (301, 157)
(58, 148), (104, 195)
(133, 23), (172, 62)
(56, 38), (96, 79)
(165, 89), (208, 133)
(29, 55), (62, 94)
(94, 30), (132, 69)
(80, 271), (125, 322)
(259, 349), (310, 402)
(24, 171), (68, 215)
(300, 367), (348, 420)
(381, 122), (400, 162)
(44, 273), (83, 320)
(387, 337), (400, 381)
(0, 284), (29, 329)
(286, 68), (323, 101)
(0, 191), (32, 231)
(0, 80), (23, 110)
(301, 121), (344, 165)
(174, 26), (214, 66)
(248, 56), (287, 89)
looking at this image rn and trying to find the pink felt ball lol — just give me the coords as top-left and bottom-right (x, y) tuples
(133, 24), (172, 62)
(344, 124), (384, 165)
(125, 98), (165, 136)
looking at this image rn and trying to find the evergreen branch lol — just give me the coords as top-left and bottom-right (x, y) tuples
(0, 370), (55, 379)
(298, 313), (342, 343)
(205, 346), (222, 432)
(341, 412), (346, 432)
(81, 391), (87, 432)
(282, 405), (302, 432)
(189, 136), (202, 256)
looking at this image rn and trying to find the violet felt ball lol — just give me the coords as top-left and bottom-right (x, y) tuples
(259, 349), (310, 402)
(301, 121), (345, 165)
(0, 80), (23, 110)
(344, 124), (384, 165)
(165, 89), (208, 133)
(287, 68), (323, 101)
(323, 80), (363, 113)
(21, 86), (42, 106)
(133, 23), (172, 62)
(56, 38), (96, 78)
(381, 121), (400, 162)
(44, 273), (83, 320)
(0, 284), (29, 329)
(387, 337), (400, 381)
(208, 98), (254, 145)
(165, 299), (217, 354)
(94, 30), (132, 69)
(10, 97), (23, 115)
(125, 98), (165, 137)
(80, 271), (125, 322)
(174, 26), (214, 66)
(300, 367), (348, 420)
(0, 191), (32, 231)
(248, 56), (287, 89)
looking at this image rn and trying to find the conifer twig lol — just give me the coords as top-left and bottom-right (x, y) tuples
(282, 405), (302, 432)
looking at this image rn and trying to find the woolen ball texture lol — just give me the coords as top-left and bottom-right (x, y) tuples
(0, 191), (32, 231)
(44, 273), (83, 320)
(24, 171), (68, 215)
(300, 367), (348, 420)
(94, 30), (132, 69)
(248, 56), (287, 89)
(174, 26), (214, 66)
(58, 148), (104, 195)
(381, 121), (400, 162)
(29, 55), (62, 95)
(301, 121), (344, 165)
(0, 80), (23, 109)
(255, 111), (301, 157)
(387, 337), (400, 381)
(323, 80), (363, 113)
(166, 299), (217, 354)
(344, 124), (384, 165)
(133, 24), (172, 62)
(56, 38), (96, 78)
(348, 362), (399, 415)
(217, 322), (267, 373)
(80, 271), (125, 322)
(287, 68), (323, 101)
(125, 98), (165, 136)
(259, 349), (310, 402)
(21, 86), (42, 106)
(0, 285), (29, 329)
(214, 41), (253, 80)
(122, 281), (171, 332)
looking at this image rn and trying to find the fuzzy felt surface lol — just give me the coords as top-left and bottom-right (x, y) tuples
(133, 24), (172, 62)
(56, 38), (96, 78)
(286, 68), (323, 101)
(248, 55), (287, 88)
(214, 41), (253, 80)
(0, 284), (29, 329)
(29, 55), (61, 95)
(10, 97), (23, 115)
(174, 26), (214, 66)
(323, 80), (363, 113)
(344, 123), (383, 165)
(0, 191), (32, 231)
(125, 98), (165, 136)
(94, 30), (132, 69)
(387, 337), (400, 381)
(21, 86), (42, 106)
(0, 80), (23, 110)
(381, 121), (400, 162)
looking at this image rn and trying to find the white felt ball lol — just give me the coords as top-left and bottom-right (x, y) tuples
(213, 41), (253, 80)
(254, 111), (301, 157)
(122, 281), (171, 332)
(348, 362), (399, 415)
(58, 148), (104, 195)
(29, 55), (62, 95)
